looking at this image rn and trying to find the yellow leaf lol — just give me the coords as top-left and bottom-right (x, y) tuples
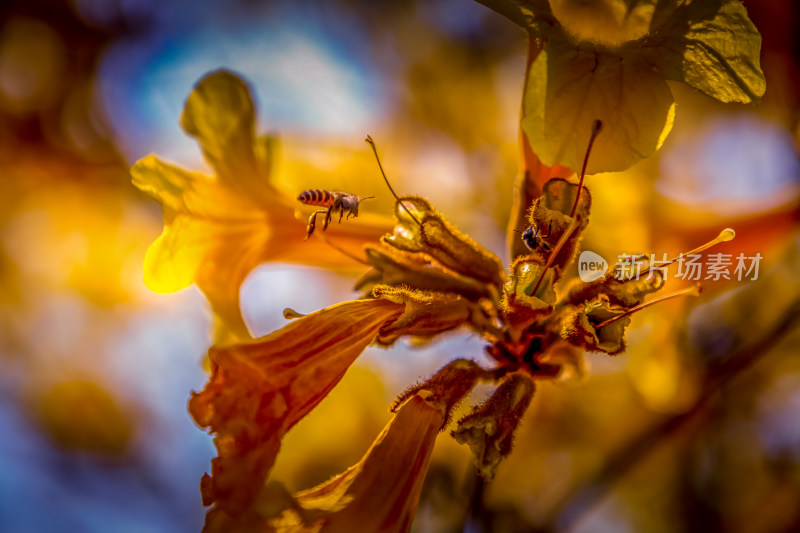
(522, 37), (675, 173)
(643, 0), (766, 103)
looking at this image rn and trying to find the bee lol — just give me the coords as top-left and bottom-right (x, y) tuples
(521, 222), (553, 254)
(298, 189), (374, 240)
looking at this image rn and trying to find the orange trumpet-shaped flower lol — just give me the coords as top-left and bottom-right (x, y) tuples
(132, 70), (391, 341)
(188, 298), (404, 525)
(199, 359), (490, 533)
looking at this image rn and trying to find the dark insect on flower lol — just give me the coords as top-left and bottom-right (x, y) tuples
(298, 189), (374, 240)
(521, 222), (553, 254)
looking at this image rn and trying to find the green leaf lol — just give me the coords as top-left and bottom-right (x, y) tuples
(522, 37), (676, 173)
(641, 0), (765, 103)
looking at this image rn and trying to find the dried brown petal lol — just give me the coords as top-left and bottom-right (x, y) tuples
(452, 373), (536, 479)
(391, 359), (492, 428)
(372, 285), (474, 345)
(384, 196), (505, 287)
(565, 269), (664, 307)
(356, 244), (492, 301)
(526, 178), (591, 271)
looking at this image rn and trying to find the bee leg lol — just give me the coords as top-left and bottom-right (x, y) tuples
(542, 222), (552, 239)
(323, 205), (334, 231)
(305, 210), (327, 240)
(338, 204), (345, 224)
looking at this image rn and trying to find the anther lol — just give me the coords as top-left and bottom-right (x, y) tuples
(282, 308), (306, 320)
(638, 228), (736, 278)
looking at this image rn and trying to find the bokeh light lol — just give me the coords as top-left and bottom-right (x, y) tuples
(0, 0), (798, 532)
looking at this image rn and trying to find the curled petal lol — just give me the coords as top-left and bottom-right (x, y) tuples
(189, 299), (404, 521)
(503, 255), (555, 328)
(560, 295), (631, 355)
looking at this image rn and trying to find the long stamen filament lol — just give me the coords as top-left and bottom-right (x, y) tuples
(594, 284), (703, 329)
(570, 120), (603, 219)
(365, 135), (421, 226)
(639, 228), (736, 278)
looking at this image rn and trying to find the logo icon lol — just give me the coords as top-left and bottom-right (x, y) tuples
(578, 250), (608, 282)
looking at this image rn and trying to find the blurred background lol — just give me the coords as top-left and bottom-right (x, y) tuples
(0, 0), (798, 531)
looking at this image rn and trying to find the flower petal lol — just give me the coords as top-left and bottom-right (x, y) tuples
(132, 153), (390, 341)
(189, 298), (404, 520)
(275, 360), (488, 531)
(180, 70), (272, 203)
(527, 178), (592, 271)
(202, 359), (487, 533)
(503, 255), (556, 328)
(274, 396), (445, 533)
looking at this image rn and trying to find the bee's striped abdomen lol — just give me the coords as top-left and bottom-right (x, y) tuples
(298, 189), (335, 207)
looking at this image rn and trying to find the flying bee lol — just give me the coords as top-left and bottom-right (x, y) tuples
(297, 189), (374, 240)
(521, 222), (553, 254)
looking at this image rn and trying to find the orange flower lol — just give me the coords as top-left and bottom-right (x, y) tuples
(132, 70), (391, 341)
(201, 359), (490, 533)
(188, 298), (404, 523)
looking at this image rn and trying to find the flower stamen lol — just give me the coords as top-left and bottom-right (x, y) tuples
(594, 283), (703, 329)
(365, 135), (421, 226)
(638, 228), (736, 279)
(282, 308), (306, 319)
(313, 231), (370, 265)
